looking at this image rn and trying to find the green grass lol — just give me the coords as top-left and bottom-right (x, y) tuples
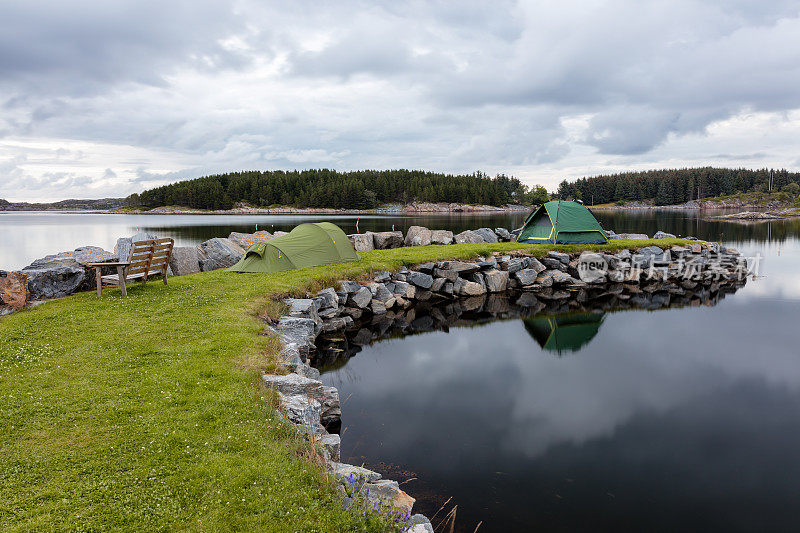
(0, 240), (687, 531)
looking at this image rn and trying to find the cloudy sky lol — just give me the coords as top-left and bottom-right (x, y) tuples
(3, 0), (800, 202)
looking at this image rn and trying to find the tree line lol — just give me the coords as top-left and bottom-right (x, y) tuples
(555, 167), (800, 206)
(126, 169), (534, 210)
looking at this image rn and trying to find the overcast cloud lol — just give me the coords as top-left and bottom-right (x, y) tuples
(2, 0), (800, 201)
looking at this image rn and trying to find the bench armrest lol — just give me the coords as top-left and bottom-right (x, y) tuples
(87, 262), (131, 267)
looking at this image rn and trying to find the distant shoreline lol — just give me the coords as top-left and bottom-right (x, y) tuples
(0, 202), (531, 216)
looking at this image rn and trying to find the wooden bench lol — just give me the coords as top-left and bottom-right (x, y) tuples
(88, 238), (174, 297)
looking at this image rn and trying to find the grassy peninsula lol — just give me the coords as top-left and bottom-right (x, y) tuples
(0, 240), (688, 531)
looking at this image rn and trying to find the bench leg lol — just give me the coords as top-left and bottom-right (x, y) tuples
(117, 266), (128, 297)
(163, 269), (168, 285)
(95, 267), (102, 297)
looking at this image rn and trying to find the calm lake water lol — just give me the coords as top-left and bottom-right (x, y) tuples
(308, 211), (800, 533)
(4, 210), (800, 531)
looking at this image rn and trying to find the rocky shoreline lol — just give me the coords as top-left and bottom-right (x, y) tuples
(262, 240), (748, 530)
(114, 202), (530, 215)
(710, 208), (800, 221)
(0, 201), (535, 215)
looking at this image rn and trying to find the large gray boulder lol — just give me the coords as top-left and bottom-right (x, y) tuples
(228, 230), (274, 249)
(169, 246), (200, 276)
(198, 238), (245, 271)
(371, 231), (404, 249)
(24, 264), (86, 300)
(484, 269), (509, 292)
(23, 246), (118, 294)
(406, 271), (434, 289)
(116, 232), (157, 262)
(347, 233), (374, 251)
(454, 230), (483, 244)
(473, 228), (499, 243)
(404, 226), (432, 247)
(430, 230), (454, 245)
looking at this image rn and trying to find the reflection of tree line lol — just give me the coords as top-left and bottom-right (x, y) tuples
(313, 280), (744, 371)
(593, 211), (800, 244)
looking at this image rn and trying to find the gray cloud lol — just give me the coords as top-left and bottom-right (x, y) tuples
(1, 0), (800, 201)
(0, 0), (248, 95)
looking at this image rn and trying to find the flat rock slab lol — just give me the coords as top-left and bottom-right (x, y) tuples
(198, 237), (245, 271)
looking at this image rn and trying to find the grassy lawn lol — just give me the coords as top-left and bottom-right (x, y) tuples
(0, 240), (686, 531)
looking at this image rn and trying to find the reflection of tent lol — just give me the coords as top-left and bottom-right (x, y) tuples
(227, 222), (358, 273)
(517, 200), (608, 244)
(523, 312), (605, 354)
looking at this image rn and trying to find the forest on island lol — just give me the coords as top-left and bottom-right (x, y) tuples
(124, 166), (800, 211)
(126, 169), (533, 209)
(555, 167), (800, 205)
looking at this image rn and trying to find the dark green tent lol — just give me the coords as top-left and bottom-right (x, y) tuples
(227, 222), (359, 273)
(522, 312), (605, 354)
(517, 200), (608, 244)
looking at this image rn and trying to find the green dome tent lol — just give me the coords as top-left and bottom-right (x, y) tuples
(522, 312), (605, 355)
(227, 222), (359, 273)
(517, 200), (608, 244)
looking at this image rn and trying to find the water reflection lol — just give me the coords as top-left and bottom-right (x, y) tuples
(592, 208), (800, 246)
(315, 278), (800, 532)
(522, 313), (605, 355)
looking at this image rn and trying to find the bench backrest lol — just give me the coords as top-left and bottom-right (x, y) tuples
(128, 238), (174, 278)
